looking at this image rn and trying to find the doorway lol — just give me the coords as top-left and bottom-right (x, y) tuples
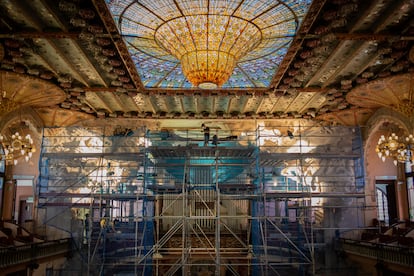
(18, 199), (33, 224)
(376, 180), (398, 226)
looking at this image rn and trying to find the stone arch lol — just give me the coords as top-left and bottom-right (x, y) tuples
(0, 107), (44, 148)
(363, 107), (412, 164)
(362, 108), (412, 225)
(365, 108), (412, 138)
(1, 106), (42, 128)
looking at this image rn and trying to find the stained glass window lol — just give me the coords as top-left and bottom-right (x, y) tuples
(106, 0), (313, 88)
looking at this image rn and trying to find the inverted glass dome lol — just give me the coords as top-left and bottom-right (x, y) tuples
(106, 0), (313, 88)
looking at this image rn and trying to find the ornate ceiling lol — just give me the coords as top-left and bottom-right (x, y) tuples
(107, 0), (312, 89)
(0, 71), (66, 113)
(0, 0), (413, 129)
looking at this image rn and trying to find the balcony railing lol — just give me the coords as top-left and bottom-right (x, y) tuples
(0, 238), (72, 269)
(340, 238), (414, 267)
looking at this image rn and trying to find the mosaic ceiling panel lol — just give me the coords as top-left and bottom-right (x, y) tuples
(106, 0), (312, 89)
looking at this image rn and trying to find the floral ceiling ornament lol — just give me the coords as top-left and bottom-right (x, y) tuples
(0, 89), (19, 114)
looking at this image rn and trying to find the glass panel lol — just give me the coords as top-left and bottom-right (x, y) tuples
(407, 177), (414, 221)
(405, 161), (414, 221)
(0, 146), (4, 173)
(376, 186), (389, 225)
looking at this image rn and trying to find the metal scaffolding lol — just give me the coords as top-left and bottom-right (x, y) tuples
(36, 122), (366, 275)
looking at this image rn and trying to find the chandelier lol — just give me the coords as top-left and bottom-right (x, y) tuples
(0, 132), (35, 165)
(155, 15), (262, 88)
(375, 133), (414, 165)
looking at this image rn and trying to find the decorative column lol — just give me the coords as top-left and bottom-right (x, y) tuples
(396, 161), (409, 221)
(1, 164), (15, 221)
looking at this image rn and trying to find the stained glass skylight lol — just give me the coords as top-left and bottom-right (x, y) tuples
(106, 0), (313, 89)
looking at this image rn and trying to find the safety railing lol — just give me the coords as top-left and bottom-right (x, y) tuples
(0, 238), (72, 269)
(339, 238), (414, 267)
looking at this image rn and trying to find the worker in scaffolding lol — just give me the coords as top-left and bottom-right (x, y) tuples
(83, 213), (91, 246)
(100, 217), (108, 229)
(212, 133), (219, 146)
(201, 123), (210, 146)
